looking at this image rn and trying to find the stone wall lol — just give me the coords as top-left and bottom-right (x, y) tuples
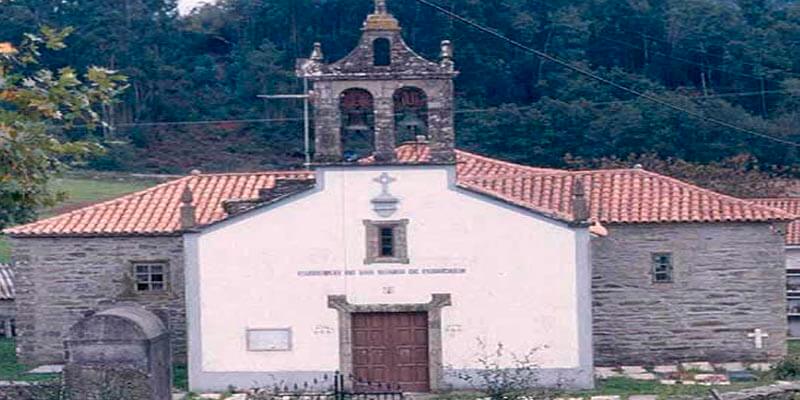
(0, 382), (61, 400)
(591, 222), (787, 366)
(10, 236), (186, 366)
(714, 383), (800, 400)
(0, 300), (15, 320)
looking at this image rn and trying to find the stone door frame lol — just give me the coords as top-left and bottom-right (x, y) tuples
(327, 294), (452, 392)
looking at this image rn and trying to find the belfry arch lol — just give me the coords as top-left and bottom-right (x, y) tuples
(339, 88), (375, 161)
(299, 0), (457, 163)
(393, 87), (429, 143)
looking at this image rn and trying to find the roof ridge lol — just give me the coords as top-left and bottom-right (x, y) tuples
(454, 148), (562, 173)
(4, 175), (194, 234)
(459, 170), (574, 182)
(632, 168), (796, 219)
(750, 198), (800, 219)
(195, 170), (314, 177)
(751, 197), (800, 201)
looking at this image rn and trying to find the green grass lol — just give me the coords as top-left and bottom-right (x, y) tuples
(45, 175), (158, 217)
(569, 377), (771, 399)
(789, 340), (800, 356)
(174, 364), (188, 391)
(433, 377), (775, 400)
(0, 237), (9, 264)
(0, 174), (160, 264)
(0, 338), (58, 382)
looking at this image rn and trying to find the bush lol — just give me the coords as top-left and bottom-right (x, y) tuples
(772, 356), (800, 380)
(452, 339), (564, 400)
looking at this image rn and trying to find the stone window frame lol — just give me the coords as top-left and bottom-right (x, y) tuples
(130, 260), (170, 294)
(651, 252), (674, 284)
(327, 294), (452, 392)
(364, 219), (409, 264)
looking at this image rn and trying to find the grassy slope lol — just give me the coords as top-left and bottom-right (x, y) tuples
(45, 176), (158, 217)
(0, 240), (9, 265)
(0, 339), (57, 381)
(0, 174), (159, 264)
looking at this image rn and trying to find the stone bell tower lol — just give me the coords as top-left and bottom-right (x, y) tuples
(298, 0), (458, 164)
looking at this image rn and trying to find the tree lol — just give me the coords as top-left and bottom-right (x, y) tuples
(2, 0), (800, 188)
(0, 27), (127, 228)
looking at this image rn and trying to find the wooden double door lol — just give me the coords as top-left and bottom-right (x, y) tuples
(351, 312), (430, 392)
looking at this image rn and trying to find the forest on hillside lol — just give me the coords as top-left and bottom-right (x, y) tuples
(2, 0), (800, 194)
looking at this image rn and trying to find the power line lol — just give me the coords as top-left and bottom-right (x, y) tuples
(455, 89), (800, 114)
(414, 0), (800, 147)
(619, 29), (800, 78)
(53, 117), (305, 131)
(594, 34), (776, 83)
(527, 0), (800, 78)
(47, 89), (799, 131)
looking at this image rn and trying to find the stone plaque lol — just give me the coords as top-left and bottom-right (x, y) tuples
(247, 328), (292, 351)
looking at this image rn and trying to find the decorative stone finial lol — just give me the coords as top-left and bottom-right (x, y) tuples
(364, 0), (400, 30)
(440, 40), (454, 70)
(440, 40), (453, 61)
(180, 185), (196, 229)
(572, 177), (590, 222)
(310, 42), (324, 62)
(180, 185), (194, 204)
(375, 0), (388, 14)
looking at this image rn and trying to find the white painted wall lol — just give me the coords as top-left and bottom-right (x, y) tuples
(190, 165), (587, 378)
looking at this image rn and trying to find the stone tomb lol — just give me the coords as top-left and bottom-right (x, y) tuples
(64, 306), (172, 400)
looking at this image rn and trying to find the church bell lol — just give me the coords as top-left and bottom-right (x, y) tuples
(397, 112), (426, 138)
(345, 111), (370, 132)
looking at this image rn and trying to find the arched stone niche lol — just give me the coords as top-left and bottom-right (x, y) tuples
(64, 306), (172, 400)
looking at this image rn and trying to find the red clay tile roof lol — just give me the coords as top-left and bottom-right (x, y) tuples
(466, 170), (793, 225)
(5, 172), (313, 237)
(751, 198), (800, 245)
(5, 144), (792, 237)
(364, 143), (560, 177)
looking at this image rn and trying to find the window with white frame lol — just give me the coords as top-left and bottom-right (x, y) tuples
(133, 262), (168, 292)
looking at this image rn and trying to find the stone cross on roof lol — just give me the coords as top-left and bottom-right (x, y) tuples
(374, 172), (396, 196)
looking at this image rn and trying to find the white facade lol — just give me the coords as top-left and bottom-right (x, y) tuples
(185, 165), (593, 392)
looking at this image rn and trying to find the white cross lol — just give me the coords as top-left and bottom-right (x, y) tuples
(748, 328), (769, 349)
(374, 173), (396, 195)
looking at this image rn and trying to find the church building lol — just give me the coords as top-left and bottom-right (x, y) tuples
(4, 0), (793, 394)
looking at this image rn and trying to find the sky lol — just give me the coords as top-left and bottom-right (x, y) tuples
(178, 0), (217, 15)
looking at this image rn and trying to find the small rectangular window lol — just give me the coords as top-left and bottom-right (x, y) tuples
(133, 262), (168, 292)
(651, 253), (673, 283)
(364, 219), (409, 264)
(380, 227), (395, 257)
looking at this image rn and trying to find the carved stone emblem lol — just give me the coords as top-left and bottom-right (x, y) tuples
(371, 173), (399, 217)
